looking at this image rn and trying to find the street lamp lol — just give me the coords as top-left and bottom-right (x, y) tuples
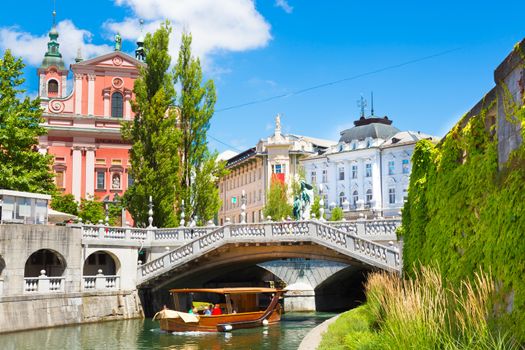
(103, 196), (110, 226)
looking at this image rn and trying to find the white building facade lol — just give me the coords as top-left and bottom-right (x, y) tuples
(301, 115), (437, 219)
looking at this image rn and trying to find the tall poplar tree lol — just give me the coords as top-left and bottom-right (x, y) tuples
(123, 22), (181, 227)
(0, 50), (55, 193)
(174, 33), (226, 224)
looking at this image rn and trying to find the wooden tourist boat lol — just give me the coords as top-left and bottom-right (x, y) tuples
(154, 287), (284, 332)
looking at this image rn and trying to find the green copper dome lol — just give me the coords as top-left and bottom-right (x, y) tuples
(40, 11), (65, 70)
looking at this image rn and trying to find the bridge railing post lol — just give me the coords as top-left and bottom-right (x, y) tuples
(37, 270), (50, 293)
(264, 222), (272, 238)
(95, 269), (106, 290)
(356, 218), (366, 236)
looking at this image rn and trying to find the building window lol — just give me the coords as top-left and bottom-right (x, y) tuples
(311, 171), (317, 184)
(111, 92), (124, 118)
(96, 171), (105, 190)
(352, 165), (357, 179)
(258, 168), (262, 180)
(111, 173), (121, 190)
(352, 142), (357, 150)
(365, 163), (372, 177)
(388, 160), (395, 175)
(272, 164), (285, 174)
(366, 139), (372, 148)
(366, 189), (373, 204)
(352, 190), (359, 206)
(258, 189), (262, 202)
(389, 188), (396, 204)
(402, 159), (410, 174)
(323, 194), (328, 209)
(339, 192), (346, 207)
(47, 79), (59, 96)
(322, 169), (327, 183)
(55, 171), (65, 188)
(338, 167), (345, 181)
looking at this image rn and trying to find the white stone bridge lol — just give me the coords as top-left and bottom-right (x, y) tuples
(129, 220), (402, 289)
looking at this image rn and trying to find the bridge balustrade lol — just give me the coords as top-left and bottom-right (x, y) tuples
(82, 271), (121, 291)
(80, 219), (400, 245)
(23, 270), (65, 294)
(137, 221), (402, 286)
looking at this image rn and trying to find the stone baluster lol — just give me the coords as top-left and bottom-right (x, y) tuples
(240, 190), (247, 224)
(95, 269), (106, 290)
(37, 270), (49, 293)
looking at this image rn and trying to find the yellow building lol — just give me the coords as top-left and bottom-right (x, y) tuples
(218, 116), (336, 224)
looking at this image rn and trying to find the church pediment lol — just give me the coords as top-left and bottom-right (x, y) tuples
(72, 51), (145, 70)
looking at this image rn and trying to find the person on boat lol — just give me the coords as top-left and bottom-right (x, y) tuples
(211, 304), (222, 315)
(203, 306), (211, 315)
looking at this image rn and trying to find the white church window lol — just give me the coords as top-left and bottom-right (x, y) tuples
(402, 159), (410, 174)
(322, 169), (327, 183)
(338, 167), (345, 181)
(96, 171), (105, 190)
(311, 171), (316, 184)
(365, 164), (372, 177)
(47, 79), (59, 96)
(111, 92), (124, 118)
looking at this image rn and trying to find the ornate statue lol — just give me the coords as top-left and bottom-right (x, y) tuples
(112, 174), (121, 189)
(115, 33), (122, 51)
(293, 180), (314, 220)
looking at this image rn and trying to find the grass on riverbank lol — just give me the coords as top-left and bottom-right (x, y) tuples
(318, 267), (521, 350)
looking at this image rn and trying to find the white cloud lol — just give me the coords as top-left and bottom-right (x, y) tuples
(275, 0), (293, 13)
(0, 20), (111, 67)
(107, 0), (272, 68)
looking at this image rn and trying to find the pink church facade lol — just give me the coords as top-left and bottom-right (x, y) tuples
(37, 18), (145, 211)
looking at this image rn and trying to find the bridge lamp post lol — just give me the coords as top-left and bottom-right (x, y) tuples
(103, 196), (110, 226)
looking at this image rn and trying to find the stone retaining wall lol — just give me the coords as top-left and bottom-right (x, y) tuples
(0, 290), (143, 333)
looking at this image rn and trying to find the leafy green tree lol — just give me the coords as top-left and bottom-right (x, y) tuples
(192, 151), (228, 225)
(123, 22), (181, 227)
(0, 50), (55, 193)
(78, 196), (104, 224)
(50, 193), (78, 216)
(108, 193), (125, 226)
(330, 207), (344, 221)
(174, 33), (223, 223)
(263, 178), (293, 221)
(310, 194), (322, 219)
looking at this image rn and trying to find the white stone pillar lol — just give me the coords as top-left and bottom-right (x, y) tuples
(103, 89), (110, 117)
(124, 90), (132, 119)
(85, 147), (95, 197)
(87, 73), (96, 116)
(39, 73), (46, 97)
(72, 146), (83, 201)
(61, 75), (67, 97)
(74, 73), (83, 115)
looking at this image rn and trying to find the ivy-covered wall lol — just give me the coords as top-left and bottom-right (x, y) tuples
(400, 43), (525, 339)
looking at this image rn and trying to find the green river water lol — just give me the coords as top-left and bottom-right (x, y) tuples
(0, 312), (335, 350)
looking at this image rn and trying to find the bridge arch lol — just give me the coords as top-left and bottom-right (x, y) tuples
(83, 250), (121, 276)
(24, 249), (66, 277)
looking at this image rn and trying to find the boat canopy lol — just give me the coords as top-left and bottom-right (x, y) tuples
(169, 287), (282, 295)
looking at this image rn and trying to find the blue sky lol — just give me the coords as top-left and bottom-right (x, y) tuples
(1, 0), (524, 152)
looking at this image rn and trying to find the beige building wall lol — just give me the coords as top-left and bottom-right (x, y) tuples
(219, 155), (265, 224)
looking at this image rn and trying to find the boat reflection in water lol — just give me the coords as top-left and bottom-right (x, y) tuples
(154, 287), (285, 332)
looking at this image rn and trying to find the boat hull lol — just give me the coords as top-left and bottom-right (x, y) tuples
(159, 309), (282, 332)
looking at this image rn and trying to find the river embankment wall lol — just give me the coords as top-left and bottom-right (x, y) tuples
(0, 290), (143, 333)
